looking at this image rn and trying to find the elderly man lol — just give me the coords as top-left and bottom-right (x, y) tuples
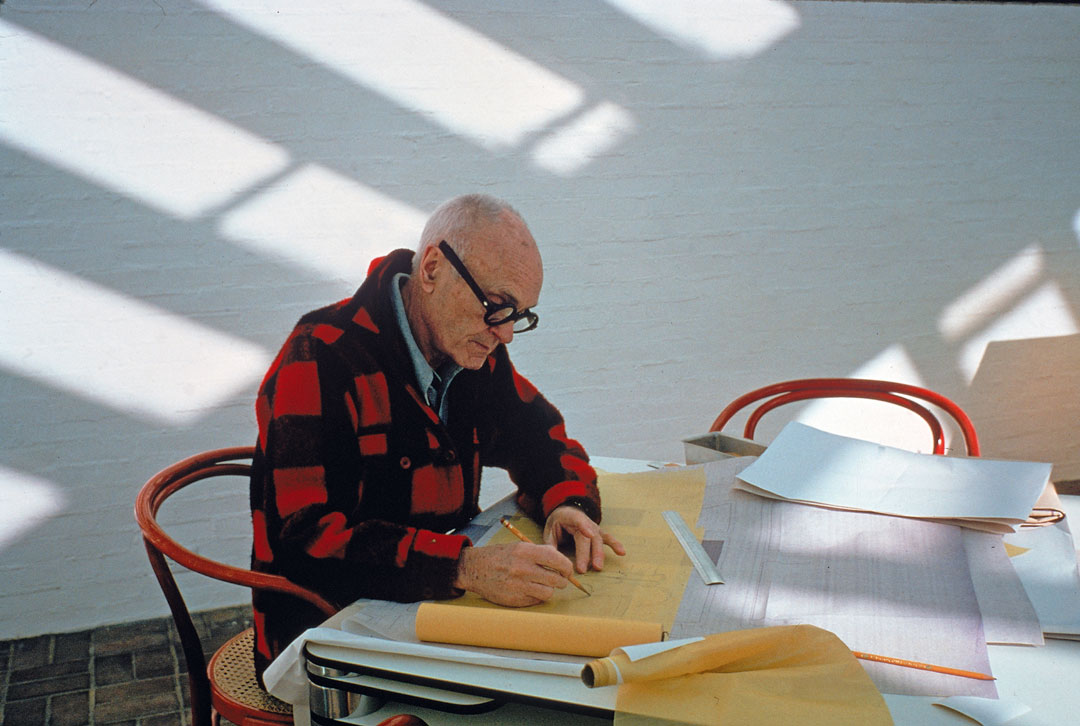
(250, 193), (624, 679)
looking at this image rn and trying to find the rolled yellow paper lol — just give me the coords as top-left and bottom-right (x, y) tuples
(582, 625), (868, 688)
(415, 602), (664, 658)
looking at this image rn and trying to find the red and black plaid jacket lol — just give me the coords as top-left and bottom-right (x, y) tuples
(250, 249), (601, 677)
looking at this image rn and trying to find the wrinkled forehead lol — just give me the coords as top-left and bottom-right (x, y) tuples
(464, 217), (543, 307)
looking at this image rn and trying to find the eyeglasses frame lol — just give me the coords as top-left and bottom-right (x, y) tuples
(437, 241), (539, 333)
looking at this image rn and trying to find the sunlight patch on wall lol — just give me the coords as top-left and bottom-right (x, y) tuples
(0, 20), (289, 220)
(219, 164), (426, 283)
(937, 244), (1079, 384)
(0, 466), (66, 552)
(531, 102), (636, 176)
(957, 282), (1079, 384)
(938, 245), (1044, 342)
(794, 345), (939, 453)
(0, 249), (272, 425)
(198, 0), (584, 151)
(604, 0), (799, 60)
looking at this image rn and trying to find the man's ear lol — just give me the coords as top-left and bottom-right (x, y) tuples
(417, 245), (441, 292)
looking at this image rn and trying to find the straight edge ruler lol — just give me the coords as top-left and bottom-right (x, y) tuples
(662, 510), (724, 585)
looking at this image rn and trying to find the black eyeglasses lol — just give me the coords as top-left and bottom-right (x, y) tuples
(438, 241), (539, 333)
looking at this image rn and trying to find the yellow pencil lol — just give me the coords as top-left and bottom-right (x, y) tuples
(499, 517), (591, 596)
(853, 651), (995, 681)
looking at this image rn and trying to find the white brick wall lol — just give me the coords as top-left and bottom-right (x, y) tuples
(0, 0), (1077, 639)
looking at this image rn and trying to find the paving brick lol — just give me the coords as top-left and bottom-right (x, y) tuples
(94, 675), (180, 723)
(9, 636), (52, 670)
(7, 671), (90, 701)
(48, 689), (91, 726)
(3, 695), (48, 725)
(133, 648), (175, 680)
(94, 653), (134, 686)
(93, 620), (171, 658)
(52, 631), (92, 665)
(0, 609), (249, 725)
(137, 713), (186, 726)
(10, 659), (88, 685)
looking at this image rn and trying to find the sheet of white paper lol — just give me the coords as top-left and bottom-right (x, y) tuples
(757, 498), (996, 698)
(671, 457), (1023, 699)
(934, 696), (1033, 725)
(620, 636), (704, 662)
(962, 530), (1044, 645)
(1003, 520), (1080, 637)
(735, 422), (1050, 525)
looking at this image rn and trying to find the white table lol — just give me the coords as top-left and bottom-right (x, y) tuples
(286, 460), (1080, 726)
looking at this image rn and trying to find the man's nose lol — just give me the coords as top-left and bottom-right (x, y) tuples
(491, 320), (515, 345)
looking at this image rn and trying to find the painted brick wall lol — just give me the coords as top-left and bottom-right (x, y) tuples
(1, 0), (1077, 639)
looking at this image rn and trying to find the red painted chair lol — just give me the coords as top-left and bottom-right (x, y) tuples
(135, 447), (337, 726)
(136, 447), (432, 726)
(709, 378), (980, 456)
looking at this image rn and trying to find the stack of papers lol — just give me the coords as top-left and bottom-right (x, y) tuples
(735, 422), (1052, 534)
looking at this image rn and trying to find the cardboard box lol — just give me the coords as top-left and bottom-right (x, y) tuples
(682, 432), (767, 465)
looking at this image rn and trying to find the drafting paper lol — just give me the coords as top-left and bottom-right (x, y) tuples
(735, 422), (1051, 530)
(962, 530), (1043, 645)
(672, 458), (1009, 698)
(1004, 521), (1080, 638)
(468, 467), (708, 629)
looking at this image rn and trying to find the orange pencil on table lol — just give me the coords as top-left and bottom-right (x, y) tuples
(499, 517), (591, 596)
(853, 651), (995, 681)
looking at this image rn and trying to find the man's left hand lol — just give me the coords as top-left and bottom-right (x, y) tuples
(544, 505), (626, 574)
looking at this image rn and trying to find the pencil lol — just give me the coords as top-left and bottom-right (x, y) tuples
(852, 651), (995, 681)
(499, 517), (591, 596)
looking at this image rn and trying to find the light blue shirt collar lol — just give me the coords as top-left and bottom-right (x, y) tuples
(389, 272), (461, 421)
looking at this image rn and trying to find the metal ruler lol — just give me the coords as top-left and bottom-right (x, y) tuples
(662, 510), (724, 585)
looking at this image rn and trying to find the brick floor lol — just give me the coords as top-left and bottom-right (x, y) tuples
(0, 605), (252, 726)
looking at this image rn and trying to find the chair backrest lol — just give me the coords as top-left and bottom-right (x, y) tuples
(709, 378), (980, 456)
(134, 446), (336, 724)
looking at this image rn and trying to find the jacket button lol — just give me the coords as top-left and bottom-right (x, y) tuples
(399, 456), (412, 469)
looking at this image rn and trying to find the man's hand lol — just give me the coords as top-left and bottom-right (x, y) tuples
(544, 505), (626, 574)
(452, 542), (574, 606)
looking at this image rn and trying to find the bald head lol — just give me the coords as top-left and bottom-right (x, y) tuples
(403, 194), (544, 369)
(415, 194), (542, 288)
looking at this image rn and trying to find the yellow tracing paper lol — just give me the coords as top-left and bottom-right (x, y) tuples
(439, 466), (708, 630)
(587, 625), (893, 726)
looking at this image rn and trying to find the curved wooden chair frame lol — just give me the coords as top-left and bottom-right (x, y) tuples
(709, 378), (980, 456)
(135, 446), (336, 726)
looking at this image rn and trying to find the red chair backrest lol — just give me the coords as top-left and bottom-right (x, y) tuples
(134, 447), (335, 725)
(709, 378), (980, 456)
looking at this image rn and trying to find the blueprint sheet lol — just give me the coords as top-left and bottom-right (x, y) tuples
(670, 457), (1045, 698)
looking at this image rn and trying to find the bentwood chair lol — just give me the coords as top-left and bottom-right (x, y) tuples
(710, 378), (981, 456)
(135, 447), (336, 726)
(136, 448), (432, 726)
(713, 379), (1073, 528)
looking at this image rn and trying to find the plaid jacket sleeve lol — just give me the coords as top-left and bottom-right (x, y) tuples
(250, 322), (470, 611)
(478, 346), (602, 525)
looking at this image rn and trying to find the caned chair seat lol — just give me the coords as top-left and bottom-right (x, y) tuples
(208, 629), (293, 722)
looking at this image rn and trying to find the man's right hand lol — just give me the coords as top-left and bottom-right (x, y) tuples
(452, 542), (574, 606)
